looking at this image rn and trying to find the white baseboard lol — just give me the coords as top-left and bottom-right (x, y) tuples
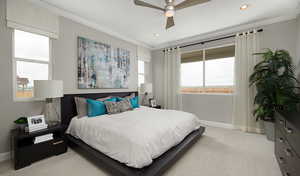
(199, 120), (234, 129)
(0, 152), (10, 162)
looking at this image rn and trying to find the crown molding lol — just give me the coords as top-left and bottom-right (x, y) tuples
(29, 0), (152, 49)
(152, 12), (300, 50)
(28, 1), (299, 51)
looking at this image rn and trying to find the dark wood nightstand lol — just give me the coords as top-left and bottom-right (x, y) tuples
(151, 105), (162, 109)
(11, 125), (67, 170)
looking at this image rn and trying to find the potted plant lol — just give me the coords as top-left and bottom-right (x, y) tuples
(14, 117), (28, 130)
(249, 49), (300, 141)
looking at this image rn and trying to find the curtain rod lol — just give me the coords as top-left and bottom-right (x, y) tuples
(163, 28), (263, 52)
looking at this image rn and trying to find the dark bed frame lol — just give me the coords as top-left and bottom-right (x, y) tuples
(61, 91), (205, 176)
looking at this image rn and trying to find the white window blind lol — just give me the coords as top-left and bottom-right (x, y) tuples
(137, 46), (151, 62)
(6, 0), (59, 39)
(138, 60), (145, 87)
(181, 45), (235, 94)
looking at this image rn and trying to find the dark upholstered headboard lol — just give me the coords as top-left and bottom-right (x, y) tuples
(61, 91), (138, 128)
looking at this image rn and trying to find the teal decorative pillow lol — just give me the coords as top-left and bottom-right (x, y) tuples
(116, 97), (124, 102)
(86, 99), (106, 117)
(86, 98), (117, 117)
(129, 96), (140, 109)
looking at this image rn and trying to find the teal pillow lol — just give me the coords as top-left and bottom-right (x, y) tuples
(107, 97), (118, 102)
(116, 97), (124, 102)
(130, 96), (140, 109)
(86, 98), (117, 117)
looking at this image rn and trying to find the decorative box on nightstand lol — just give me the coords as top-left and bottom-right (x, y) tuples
(11, 125), (67, 170)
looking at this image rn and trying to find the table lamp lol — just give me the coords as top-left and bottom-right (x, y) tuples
(34, 80), (63, 125)
(140, 83), (153, 106)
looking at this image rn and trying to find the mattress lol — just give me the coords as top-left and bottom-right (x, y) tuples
(66, 106), (201, 168)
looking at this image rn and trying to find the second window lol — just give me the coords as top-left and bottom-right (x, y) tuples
(181, 45), (235, 94)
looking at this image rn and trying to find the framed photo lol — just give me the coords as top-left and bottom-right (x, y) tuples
(27, 115), (47, 132)
(149, 98), (157, 107)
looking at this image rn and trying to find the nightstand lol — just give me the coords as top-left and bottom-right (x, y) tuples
(11, 125), (67, 170)
(151, 105), (162, 109)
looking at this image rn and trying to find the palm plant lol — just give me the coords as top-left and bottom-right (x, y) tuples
(249, 49), (300, 122)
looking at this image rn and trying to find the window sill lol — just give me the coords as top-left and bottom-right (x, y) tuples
(13, 97), (45, 102)
(181, 93), (234, 96)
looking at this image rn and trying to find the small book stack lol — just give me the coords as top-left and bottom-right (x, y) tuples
(26, 124), (48, 133)
(34, 133), (53, 144)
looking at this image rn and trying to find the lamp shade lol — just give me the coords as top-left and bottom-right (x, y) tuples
(140, 83), (152, 94)
(34, 80), (63, 99)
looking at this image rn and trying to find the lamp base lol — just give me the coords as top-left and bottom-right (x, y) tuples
(44, 98), (60, 126)
(142, 92), (152, 106)
(47, 120), (60, 127)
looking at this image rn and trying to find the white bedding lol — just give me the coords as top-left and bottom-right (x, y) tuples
(66, 106), (201, 168)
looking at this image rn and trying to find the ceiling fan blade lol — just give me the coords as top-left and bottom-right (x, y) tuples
(166, 16), (175, 29)
(134, 0), (165, 11)
(175, 0), (210, 10)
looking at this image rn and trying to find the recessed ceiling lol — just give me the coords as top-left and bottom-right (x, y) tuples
(38, 0), (299, 48)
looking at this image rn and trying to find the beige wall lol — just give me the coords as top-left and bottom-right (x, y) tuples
(52, 16), (138, 94)
(0, 0), (145, 153)
(261, 19), (298, 67)
(0, 0), (44, 154)
(151, 19), (299, 124)
(297, 15), (300, 78)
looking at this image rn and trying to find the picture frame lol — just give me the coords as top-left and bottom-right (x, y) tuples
(149, 98), (157, 107)
(27, 115), (47, 132)
(78, 36), (130, 89)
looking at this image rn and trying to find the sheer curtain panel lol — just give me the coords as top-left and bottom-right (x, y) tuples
(233, 30), (263, 133)
(163, 47), (182, 110)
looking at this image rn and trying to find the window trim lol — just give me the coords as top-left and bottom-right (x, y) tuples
(180, 42), (235, 55)
(181, 43), (235, 95)
(181, 92), (234, 96)
(12, 30), (52, 102)
(138, 60), (147, 88)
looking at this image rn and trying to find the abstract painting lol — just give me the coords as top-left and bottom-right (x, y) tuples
(78, 37), (130, 89)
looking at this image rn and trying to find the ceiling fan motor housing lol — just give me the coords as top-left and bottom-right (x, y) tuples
(134, 0), (211, 29)
(165, 3), (175, 17)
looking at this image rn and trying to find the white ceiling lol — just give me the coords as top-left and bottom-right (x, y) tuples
(38, 0), (300, 49)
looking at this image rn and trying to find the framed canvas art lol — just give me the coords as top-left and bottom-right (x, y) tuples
(78, 37), (130, 89)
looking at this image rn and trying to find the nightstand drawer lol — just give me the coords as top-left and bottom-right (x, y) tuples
(16, 140), (54, 169)
(51, 138), (67, 155)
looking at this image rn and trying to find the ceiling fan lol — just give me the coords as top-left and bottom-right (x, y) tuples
(134, 0), (210, 29)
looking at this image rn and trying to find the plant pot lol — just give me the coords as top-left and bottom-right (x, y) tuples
(263, 121), (275, 141)
(15, 124), (27, 131)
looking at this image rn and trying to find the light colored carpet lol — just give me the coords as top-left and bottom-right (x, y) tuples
(0, 126), (281, 176)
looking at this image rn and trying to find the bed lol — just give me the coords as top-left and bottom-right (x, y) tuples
(61, 92), (205, 176)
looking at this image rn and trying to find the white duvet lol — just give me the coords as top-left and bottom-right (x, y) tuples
(66, 106), (201, 168)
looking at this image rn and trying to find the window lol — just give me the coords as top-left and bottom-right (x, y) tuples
(138, 60), (145, 87)
(181, 45), (235, 94)
(13, 30), (51, 100)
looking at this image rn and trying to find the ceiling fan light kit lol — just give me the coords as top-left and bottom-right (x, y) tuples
(165, 5), (175, 17)
(134, 0), (211, 29)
